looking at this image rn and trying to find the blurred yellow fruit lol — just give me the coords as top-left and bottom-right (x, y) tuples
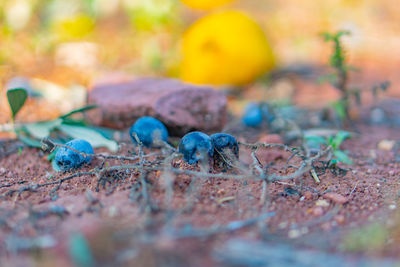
(53, 15), (94, 40)
(180, 10), (275, 86)
(181, 0), (234, 10)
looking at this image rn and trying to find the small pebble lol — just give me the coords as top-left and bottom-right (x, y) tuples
(312, 206), (324, 216)
(377, 139), (395, 151)
(288, 227), (308, 239)
(323, 192), (349, 204)
(278, 221), (288, 229)
(217, 189), (225, 195)
(334, 215), (345, 224)
(108, 206), (119, 217)
(288, 229), (301, 239)
(315, 199), (330, 207)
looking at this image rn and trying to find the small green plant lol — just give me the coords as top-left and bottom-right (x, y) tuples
(327, 131), (353, 165)
(320, 30), (358, 121)
(306, 130), (353, 165)
(321, 31), (391, 123)
(2, 87), (118, 152)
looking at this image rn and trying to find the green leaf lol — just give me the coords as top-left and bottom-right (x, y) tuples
(321, 30), (350, 41)
(334, 150), (353, 165)
(68, 232), (94, 267)
(330, 158), (338, 165)
(327, 135), (334, 148)
(304, 135), (327, 145)
(61, 118), (87, 126)
(58, 124), (118, 152)
(7, 88), (28, 120)
(84, 126), (116, 140)
(331, 100), (347, 121)
(59, 105), (98, 119)
(332, 131), (351, 149)
(336, 30), (351, 38)
(16, 132), (42, 148)
(47, 149), (57, 161)
(321, 32), (335, 42)
(24, 119), (62, 139)
(305, 135), (327, 150)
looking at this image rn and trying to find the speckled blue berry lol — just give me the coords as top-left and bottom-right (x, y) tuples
(178, 132), (214, 165)
(242, 103), (263, 127)
(210, 133), (239, 159)
(129, 116), (169, 147)
(55, 139), (94, 171)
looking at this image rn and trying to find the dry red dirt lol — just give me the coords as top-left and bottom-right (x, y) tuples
(1, 122), (400, 266)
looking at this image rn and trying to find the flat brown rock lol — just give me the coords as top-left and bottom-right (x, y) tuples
(87, 78), (227, 135)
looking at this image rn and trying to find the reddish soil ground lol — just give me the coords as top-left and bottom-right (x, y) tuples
(1, 121), (400, 266)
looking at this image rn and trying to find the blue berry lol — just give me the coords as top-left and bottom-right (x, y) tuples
(178, 132), (214, 165)
(129, 116), (169, 147)
(210, 133), (239, 169)
(210, 133), (239, 159)
(242, 102), (263, 127)
(55, 139), (94, 171)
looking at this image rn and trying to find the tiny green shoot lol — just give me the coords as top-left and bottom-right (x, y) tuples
(305, 130), (353, 165)
(321, 31), (390, 122)
(320, 30), (357, 122)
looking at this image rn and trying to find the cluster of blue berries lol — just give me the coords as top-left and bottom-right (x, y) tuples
(55, 116), (239, 171)
(242, 102), (275, 127)
(129, 117), (239, 165)
(179, 132), (239, 165)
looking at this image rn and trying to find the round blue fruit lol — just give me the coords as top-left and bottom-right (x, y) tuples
(55, 139), (94, 171)
(178, 131), (214, 165)
(210, 133), (239, 170)
(210, 133), (239, 159)
(242, 102), (263, 127)
(129, 116), (169, 147)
